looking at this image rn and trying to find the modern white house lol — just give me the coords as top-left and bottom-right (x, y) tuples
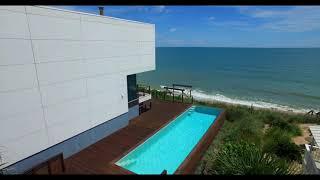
(0, 6), (155, 174)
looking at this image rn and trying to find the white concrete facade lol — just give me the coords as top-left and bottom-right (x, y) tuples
(0, 6), (155, 168)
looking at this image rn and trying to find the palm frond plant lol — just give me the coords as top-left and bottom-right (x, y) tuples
(0, 150), (7, 175)
(0, 164), (5, 175)
(0, 159), (6, 175)
(204, 141), (296, 175)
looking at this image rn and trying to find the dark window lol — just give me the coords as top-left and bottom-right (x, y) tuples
(127, 74), (138, 107)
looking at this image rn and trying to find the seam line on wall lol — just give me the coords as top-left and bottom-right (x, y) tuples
(25, 6), (51, 147)
(79, 13), (93, 129)
(0, 53), (154, 67)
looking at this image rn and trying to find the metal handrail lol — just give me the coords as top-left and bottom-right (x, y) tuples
(128, 98), (139, 104)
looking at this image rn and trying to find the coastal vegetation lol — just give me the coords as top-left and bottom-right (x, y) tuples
(201, 141), (296, 175)
(195, 100), (318, 175)
(138, 85), (319, 174)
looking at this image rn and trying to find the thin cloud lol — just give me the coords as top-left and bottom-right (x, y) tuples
(153, 6), (166, 13)
(106, 6), (169, 15)
(208, 16), (215, 21)
(105, 6), (148, 15)
(169, 28), (177, 32)
(238, 6), (320, 32)
(208, 20), (255, 31)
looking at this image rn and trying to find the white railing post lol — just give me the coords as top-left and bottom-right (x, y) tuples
(303, 144), (320, 174)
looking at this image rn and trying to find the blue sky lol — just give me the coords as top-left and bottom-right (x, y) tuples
(55, 6), (320, 47)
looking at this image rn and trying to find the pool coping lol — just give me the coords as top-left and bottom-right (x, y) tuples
(109, 105), (226, 175)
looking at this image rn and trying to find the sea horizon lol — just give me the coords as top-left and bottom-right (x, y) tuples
(156, 46), (320, 49)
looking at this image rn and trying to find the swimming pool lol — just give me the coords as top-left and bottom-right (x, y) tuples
(114, 105), (222, 174)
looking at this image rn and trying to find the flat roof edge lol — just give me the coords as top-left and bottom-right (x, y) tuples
(34, 6), (155, 27)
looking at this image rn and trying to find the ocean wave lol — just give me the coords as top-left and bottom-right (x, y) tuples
(191, 89), (311, 114)
(157, 85), (312, 113)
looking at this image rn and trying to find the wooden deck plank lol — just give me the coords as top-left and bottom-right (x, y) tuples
(64, 99), (190, 174)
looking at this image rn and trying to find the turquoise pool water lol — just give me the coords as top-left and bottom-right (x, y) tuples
(115, 106), (221, 174)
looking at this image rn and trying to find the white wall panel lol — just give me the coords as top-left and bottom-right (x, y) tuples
(0, 9), (29, 38)
(87, 74), (117, 96)
(45, 98), (90, 145)
(26, 6), (80, 20)
(27, 14), (81, 40)
(0, 109), (46, 144)
(40, 79), (87, 106)
(32, 40), (83, 63)
(2, 129), (48, 168)
(36, 60), (87, 85)
(141, 54), (156, 67)
(0, 39), (34, 65)
(82, 41), (140, 59)
(0, 6), (26, 13)
(89, 88), (127, 127)
(46, 102), (90, 145)
(82, 41), (118, 59)
(0, 88), (42, 120)
(81, 20), (121, 41)
(0, 64), (38, 92)
(44, 98), (89, 127)
(140, 41), (155, 55)
(140, 27), (155, 41)
(88, 75), (128, 127)
(85, 58), (120, 77)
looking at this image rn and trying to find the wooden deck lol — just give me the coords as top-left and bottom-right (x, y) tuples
(64, 99), (191, 174)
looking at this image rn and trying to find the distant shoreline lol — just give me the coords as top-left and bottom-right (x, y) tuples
(191, 91), (310, 115)
(194, 97), (307, 115)
(148, 86), (312, 115)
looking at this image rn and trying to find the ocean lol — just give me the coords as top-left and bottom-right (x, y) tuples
(137, 47), (320, 113)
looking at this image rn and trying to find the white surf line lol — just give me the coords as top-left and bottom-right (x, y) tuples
(192, 90), (311, 114)
(156, 85), (313, 114)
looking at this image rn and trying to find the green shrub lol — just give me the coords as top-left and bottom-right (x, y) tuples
(287, 124), (302, 137)
(287, 116), (297, 123)
(264, 113), (302, 137)
(270, 117), (290, 129)
(264, 113), (283, 124)
(226, 106), (250, 122)
(222, 116), (263, 145)
(238, 116), (263, 144)
(203, 141), (295, 175)
(263, 128), (302, 162)
(288, 114), (319, 124)
(222, 125), (240, 142)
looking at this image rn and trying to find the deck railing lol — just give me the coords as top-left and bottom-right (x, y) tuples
(303, 144), (320, 174)
(137, 84), (151, 96)
(137, 84), (194, 104)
